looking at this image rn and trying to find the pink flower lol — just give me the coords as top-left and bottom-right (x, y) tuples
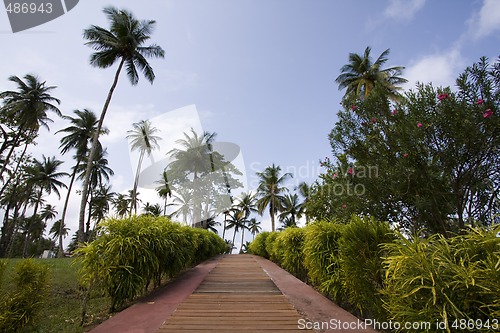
(417, 122), (423, 128)
(392, 109), (397, 116)
(403, 153), (409, 157)
(371, 117), (377, 124)
(347, 168), (354, 175)
(351, 105), (357, 111)
(341, 204), (347, 209)
(476, 99), (484, 105)
(483, 109), (493, 118)
(438, 93), (449, 100)
(333, 173), (338, 179)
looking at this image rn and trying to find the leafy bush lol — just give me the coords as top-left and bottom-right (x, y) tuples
(302, 220), (344, 301)
(382, 226), (500, 332)
(0, 259), (49, 332)
(339, 216), (394, 319)
(275, 228), (307, 280)
(76, 216), (225, 313)
(0, 260), (6, 287)
(264, 232), (280, 263)
(248, 231), (271, 258)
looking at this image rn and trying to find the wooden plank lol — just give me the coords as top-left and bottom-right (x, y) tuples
(156, 255), (313, 332)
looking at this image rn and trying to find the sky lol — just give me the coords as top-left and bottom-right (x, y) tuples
(0, 0), (499, 249)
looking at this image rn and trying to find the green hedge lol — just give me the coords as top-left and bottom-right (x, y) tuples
(76, 216), (225, 312)
(248, 216), (500, 330)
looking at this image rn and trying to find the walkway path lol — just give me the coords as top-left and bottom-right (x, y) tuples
(89, 254), (378, 333)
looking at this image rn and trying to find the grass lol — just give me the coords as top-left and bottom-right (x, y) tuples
(1, 258), (110, 333)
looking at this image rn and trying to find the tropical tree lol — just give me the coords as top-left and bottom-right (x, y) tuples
(224, 207), (247, 250)
(0, 74), (61, 194)
(78, 6), (165, 241)
(256, 164), (292, 232)
(127, 119), (161, 215)
(170, 188), (192, 225)
(248, 218), (262, 240)
(142, 202), (162, 217)
(90, 184), (115, 226)
(335, 46), (407, 101)
(156, 170), (173, 215)
(113, 193), (130, 217)
(278, 193), (304, 227)
(297, 181), (310, 223)
(23, 156), (67, 256)
(56, 109), (106, 256)
(49, 219), (69, 245)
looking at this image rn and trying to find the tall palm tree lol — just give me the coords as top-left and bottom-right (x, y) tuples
(90, 184), (115, 226)
(49, 220), (69, 244)
(113, 193), (130, 217)
(297, 181), (310, 223)
(171, 189), (193, 225)
(78, 6), (165, 241)
(127, 120), (161, 215)
(56, 109), (106, 256)
(142, 202), (162, 217)
(256, 164), (292, 232)
(278, 193), (304, 227)
(0, 74), (61, 194)
(225, 207), (246, 250)
(236, 192), (258, 219)
(335, 47), (407, 101)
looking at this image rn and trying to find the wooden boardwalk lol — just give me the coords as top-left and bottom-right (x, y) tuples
(156, 255), (312, 332)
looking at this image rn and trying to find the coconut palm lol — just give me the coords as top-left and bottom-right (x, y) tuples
(296, 181), (310, 223)
(156, 170), (173, 215)
(23, 156), (67, 256)
(90, 185), (115, 226)
(278, 193), (304, 227)
(256, 164), (292, 232)
(0, 74), (61, 194)
(113, 193), (130, 217)
(171, 189), (193, 225)
(78, 6), (165, 241)
(142, 202), (162, 217)
(56, 109), (106, 256)
(224, 207), (246, 250)
(335, 46), (407, 101)
(248, 218), (262, 240)
(49, 220), (69, 242)
(127, 120), (161, 215)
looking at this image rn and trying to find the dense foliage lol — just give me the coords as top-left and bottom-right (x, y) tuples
(249, 218), (500, 332)
(75, 215), (225, 313)
(308, 57), (500, 235)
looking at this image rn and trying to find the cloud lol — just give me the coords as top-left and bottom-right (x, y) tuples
(384, 0), (426, 21)
(468, 0), (500, 39)
(403, 48), (465, 90)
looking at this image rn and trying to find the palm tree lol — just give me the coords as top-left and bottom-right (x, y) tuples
(0, 74), (61, 194)
(142, 202), (162, 217)
(56, 109), (105, 256)
(78, 6), (165, 241)
(90, 185), (115, 226)
(113, 193), (130, 217)
(49, 220), (69, 243)
(297, 181), (310, 223)
(156, 170), (173, 215)
(171, 189), (193, 225)
(236, 192), (258, 219)
(278, 193), (304, 227)
(335, 47), (407, 101)
(127, 189), (141, 216)
(24, 156), (67, 256)
(224, 207), (246, 251)
(127, 120), (161, 215)
(256, 164), (292, 232)
(248, 218), (262, 240)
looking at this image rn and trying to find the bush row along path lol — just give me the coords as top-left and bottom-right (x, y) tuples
(89, 254), (378, 333)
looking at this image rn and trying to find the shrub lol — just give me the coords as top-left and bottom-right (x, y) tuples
(0, 260), (6, 288)
(275, 228), (307, 280)
(338, 215), (395, 319)
(0, 259), (49, 332)
(302, 220), (344, 301)
(76, 216), (225, 313)
(264, 232), (280, 263)
(382, 226), (500, 332)
(248, 232), (271, 258)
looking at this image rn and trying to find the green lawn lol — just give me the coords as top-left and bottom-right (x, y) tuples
(1, 258), (110, 333)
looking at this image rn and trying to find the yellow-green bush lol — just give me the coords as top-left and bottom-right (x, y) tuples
(76, 216), (225, 312)
(248, 232), (271, 258)
(264, 231), (280, 263)
(0, 259), (49, 332)
(338, 216), (394, 319)
(382, 227), (500, 332)
(303, 220), (344, 300)
(275, 228), (307, 279)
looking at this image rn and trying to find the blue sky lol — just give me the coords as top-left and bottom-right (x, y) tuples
(0, 0), (499, 243)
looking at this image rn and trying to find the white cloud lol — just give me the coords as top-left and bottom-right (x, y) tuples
(468, 0), (500, 39)
(403, 49), (465, 90)
(384, 0), (426, 21)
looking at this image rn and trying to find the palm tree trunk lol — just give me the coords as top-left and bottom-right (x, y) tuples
(222, 212), (227, 240)
(231, 227), (238, 251)
(78, 58), (125, 242)
(239, 226), (246, 253)
(23, 190), (42, 257)
(57, 161), (80, 257)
